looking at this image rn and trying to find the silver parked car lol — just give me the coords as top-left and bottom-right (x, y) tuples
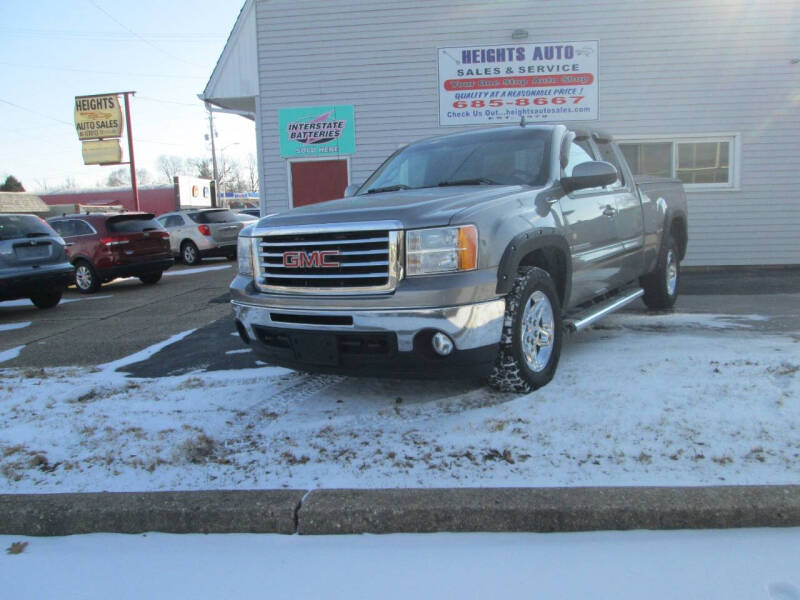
(156, 208), (245, 265)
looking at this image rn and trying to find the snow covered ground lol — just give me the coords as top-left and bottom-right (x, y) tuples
(2, 528), (800, 599)
(0, 311), (797, 493)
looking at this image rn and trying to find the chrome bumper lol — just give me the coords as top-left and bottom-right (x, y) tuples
(232, 298), (506, 351)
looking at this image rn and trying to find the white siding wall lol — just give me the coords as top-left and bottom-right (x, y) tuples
(255, 0), (800, 266)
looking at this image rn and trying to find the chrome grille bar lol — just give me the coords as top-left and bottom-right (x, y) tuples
(252, 221), (403, 295)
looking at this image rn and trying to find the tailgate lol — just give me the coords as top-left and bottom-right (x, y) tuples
(210, 222), (242, 244)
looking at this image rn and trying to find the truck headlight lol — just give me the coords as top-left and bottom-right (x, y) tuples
(237, 236), (254, 276)
(406, 225), (477, 276)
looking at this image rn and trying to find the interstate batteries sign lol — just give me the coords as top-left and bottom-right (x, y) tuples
(74, 94), (123, 141)
(438, 41), (598, 126)
(278, 105), (355, 158)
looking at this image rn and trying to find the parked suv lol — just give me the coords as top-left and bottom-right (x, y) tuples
(157, 208), (245, 265)
(0, 214), (74, 308)
(48, 212), (173, 293)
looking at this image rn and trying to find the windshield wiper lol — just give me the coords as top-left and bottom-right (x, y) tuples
(366, 184), (410, 194)
(437, 178), (498, 186)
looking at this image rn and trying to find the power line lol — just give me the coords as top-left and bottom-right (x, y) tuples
(86, 0), (207, 68)
(0, 97), (73, 126)
(137, 95), (205, 107)
(0, 61), (206, 80)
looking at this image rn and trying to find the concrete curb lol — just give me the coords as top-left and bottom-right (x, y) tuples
(1, 486), (799, 536)
(0, 490), (304, 536)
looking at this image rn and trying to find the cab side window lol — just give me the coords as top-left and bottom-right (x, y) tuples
(563, 139), (596, 178)
(593, 141), (625, 189)
(74, 220), (94, 235)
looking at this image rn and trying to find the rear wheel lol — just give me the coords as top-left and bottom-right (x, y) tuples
(181, 241), (201, 266)
(641, 235), (679, 309)
(74, 260), (100, 293)
(30, 289), (62, 309)
(488, 267), (563, 393)
(139, 272), (163, 285)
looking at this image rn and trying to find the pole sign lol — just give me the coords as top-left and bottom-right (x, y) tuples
(438, 41), (598, 126)
(81, 139), (122, 165)
(74, 94), (123, 141)
(278, 105), (355, 158)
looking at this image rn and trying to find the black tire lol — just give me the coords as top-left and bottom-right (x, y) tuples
(181, 241), (201, 266)
(488, 267), (563, 393)
(641, 235), (680, 309)
(226, 251), (237, 261)
(139, 272), (163, 285)
(74, 259), (100, 294)
(30, 289), (62, 309)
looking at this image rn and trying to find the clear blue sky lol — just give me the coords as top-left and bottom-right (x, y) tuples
(0, 0), (255, 192)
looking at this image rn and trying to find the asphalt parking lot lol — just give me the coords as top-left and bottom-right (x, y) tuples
(1, 265), (799, 374)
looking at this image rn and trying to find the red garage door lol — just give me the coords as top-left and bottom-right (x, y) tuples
(290, 159), (349, 208)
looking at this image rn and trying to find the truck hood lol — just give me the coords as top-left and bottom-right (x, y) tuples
(254, 185), (531, 231)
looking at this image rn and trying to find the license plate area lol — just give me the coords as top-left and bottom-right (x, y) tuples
(289, 332), (338, 366)
(14, 243), (50, 260)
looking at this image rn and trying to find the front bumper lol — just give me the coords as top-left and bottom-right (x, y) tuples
(232, 298), (505, 378)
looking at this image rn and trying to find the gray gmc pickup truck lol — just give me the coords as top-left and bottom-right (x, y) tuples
(231, 124), (688, 392)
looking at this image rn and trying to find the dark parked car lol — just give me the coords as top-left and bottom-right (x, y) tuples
(0, 214), (74, 308)
(48, 212), (173, 293)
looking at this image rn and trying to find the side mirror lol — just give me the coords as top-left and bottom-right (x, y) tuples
(344, 183), (361, 197)
(561, 161), (618, 194)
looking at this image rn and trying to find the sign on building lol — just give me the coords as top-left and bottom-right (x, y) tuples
(74, 94), (124, 141)
(438, 41), (598, 126)
(278, 105), (355, 158)
(176, 176), (213, 208)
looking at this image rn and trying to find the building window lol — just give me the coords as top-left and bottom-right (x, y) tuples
(618, 137), (736, 189)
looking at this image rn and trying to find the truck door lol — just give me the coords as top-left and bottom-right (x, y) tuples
(558, 137), (624, 307)
(593, 139), (645, 286)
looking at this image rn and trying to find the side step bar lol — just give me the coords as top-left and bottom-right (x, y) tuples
(564, 288), (644, 333)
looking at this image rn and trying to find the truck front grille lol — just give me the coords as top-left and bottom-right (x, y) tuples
(254, 223), (402, 294)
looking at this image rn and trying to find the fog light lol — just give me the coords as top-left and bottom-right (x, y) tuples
(431, 332), (454, 356)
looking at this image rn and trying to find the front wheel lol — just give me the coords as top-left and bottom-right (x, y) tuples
(488, 267), (563, 393)
(30, 289), (62, 309)
(641, 236), (680, 309)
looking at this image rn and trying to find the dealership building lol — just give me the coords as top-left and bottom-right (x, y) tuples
(201, 0), (799, 266)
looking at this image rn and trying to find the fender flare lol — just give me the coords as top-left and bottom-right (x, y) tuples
(495, 229), (573, 305)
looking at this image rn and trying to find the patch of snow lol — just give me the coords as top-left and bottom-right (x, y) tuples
(164, 265), (231, 276)
(98, 328), (197, 373)
(0, 322), (31, 332)
(1, 528), (799, 600)
(0, 345), (24, 364)
(225, 349), (252, 355)
(0, 317), (797, 493)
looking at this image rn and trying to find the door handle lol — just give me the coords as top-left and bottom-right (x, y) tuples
(602, 205), (617, 217)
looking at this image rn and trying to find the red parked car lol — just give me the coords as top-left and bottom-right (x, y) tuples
(47, 212), (173, 293)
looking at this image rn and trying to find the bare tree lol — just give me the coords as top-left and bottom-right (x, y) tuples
(246, 153), (259, 193)
(189, 158), (213, 179)
(156, 155), (186, 184)
(106, 168), (151, 187)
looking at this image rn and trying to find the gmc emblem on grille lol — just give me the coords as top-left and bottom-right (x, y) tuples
(283, 250), (340, 268)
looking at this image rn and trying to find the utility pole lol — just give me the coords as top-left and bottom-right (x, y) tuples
(206, 103), (219, 207)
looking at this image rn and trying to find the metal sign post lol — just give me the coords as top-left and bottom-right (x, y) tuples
(122, 92), (139, 211)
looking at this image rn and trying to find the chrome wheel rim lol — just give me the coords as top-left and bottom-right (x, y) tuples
(521, 290), (555, 373)
(183, 245), (196, 263)
(75, 265), (92, 290)
(666, 249), (678, 296)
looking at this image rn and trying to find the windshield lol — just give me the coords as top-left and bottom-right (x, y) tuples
(0, 214), (56, 240)
(357, 128), (551, 195)
(189, 209), (237, 224)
